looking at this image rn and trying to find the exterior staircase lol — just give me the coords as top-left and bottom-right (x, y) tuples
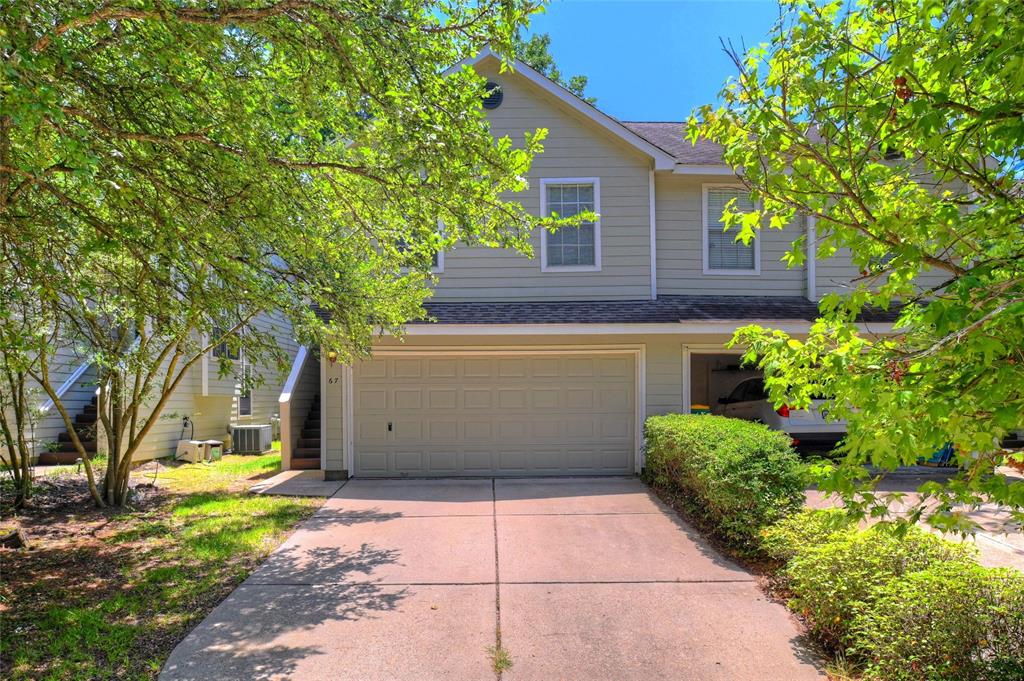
(292, 395), (321, 470)
(38, 395), (99, 465)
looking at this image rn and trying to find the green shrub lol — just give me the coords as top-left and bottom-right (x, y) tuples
(644, 414), (805, 554)
(761, 508), (854, 563)
(852, 564), (1024, 681)
(784, 525), (976, 649)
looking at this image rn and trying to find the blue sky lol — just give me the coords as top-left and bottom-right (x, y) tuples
(526, 0), (780, 121)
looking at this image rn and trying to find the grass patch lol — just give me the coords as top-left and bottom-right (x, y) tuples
(2, 453), (322, 680)
(487, 645), (513, 674)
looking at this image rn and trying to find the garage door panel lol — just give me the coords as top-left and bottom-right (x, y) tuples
(394, 451), (423, 471)
(497, 389), (527, 409)
(530, 420), (562, 439)
(428, 389), (457, 409)
(464, 451), (494, 472)
(393, 389), (422, 409)
(565, 389), (594, 409)
(428, 420), (458, 441)
(428, 451), (458, 473)
(531, 389), (560, 409)
(532, 358), (560, 377)
(463, 389), (492, 408)
(358, 419), (389, 441)
(498, 450), (528, 472)
(357, 361), (387, 379)
(358, 389), (387, 410)
(566, 358), (596, 377)
(600, 357), (631, 377)
(393, 359), (422, 378)
(600, 417), (633, 439)
(463, 359), (492, 377)
(463, 421), (493, 440)
(353, 353), (635, 477)
(358, 451), (389, 472)
(601, 448), (633, 470)
(565, 419), (595, 438)
(600, 388), (631, 410)
(427, 359), (457, 378)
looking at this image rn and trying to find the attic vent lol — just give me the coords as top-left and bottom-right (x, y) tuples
(482, 81), (503, 109)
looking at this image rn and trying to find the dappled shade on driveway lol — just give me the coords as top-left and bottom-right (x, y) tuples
(161, 478), (824, 680)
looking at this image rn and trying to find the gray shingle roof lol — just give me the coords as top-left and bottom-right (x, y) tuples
(412, 295), (898, 325)
(620, 122), (725, 165)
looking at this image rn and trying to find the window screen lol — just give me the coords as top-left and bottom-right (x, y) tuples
(706, 188), (756, 271)
(546, 183), (596, 267)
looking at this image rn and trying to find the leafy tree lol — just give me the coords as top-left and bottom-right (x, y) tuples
(0, 0), (559, 506)
(692, 0), (1024, 529)
(516, 32), (595, 103)
(0, 279), (46, 509)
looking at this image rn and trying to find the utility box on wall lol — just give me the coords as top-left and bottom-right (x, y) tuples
(231, 424), (272, 454)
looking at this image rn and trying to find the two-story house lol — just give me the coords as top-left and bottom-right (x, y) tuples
(278, 49), (897, 479)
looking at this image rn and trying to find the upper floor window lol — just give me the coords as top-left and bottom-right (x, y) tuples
(703, 185), (760, 275)
(211, 326), (240, 361)
(397, 231), (443, 273)
(540, 178), (601, 272)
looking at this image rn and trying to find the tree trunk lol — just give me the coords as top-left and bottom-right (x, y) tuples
(0, 364), (33, 509)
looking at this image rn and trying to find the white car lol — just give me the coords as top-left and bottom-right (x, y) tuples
(714, 377), (846, 448)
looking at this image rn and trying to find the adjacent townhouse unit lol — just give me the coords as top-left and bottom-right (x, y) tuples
(279, 49), (903, 480)
(7, 312), (297, 466)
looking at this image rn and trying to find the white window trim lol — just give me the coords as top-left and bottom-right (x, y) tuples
(431, 248), (444, 274)
(702, 183), (761, 276)
(539, 177), (602, 273)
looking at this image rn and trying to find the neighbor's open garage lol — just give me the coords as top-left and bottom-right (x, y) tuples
(685, 350), (760, 415)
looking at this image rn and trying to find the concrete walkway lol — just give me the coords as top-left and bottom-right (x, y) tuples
(806, 466), (1024, 572)
(161, 478), (824, 680)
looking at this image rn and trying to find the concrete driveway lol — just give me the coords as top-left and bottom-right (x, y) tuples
(161, 478), (824, 680)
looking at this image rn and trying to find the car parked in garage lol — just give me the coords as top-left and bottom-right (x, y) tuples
(714, 377), (846, 448)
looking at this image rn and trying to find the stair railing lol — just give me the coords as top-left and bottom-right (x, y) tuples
(278, 346), (310, 471)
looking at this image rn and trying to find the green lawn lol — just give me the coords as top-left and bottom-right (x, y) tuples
(1, 452), (322, 680)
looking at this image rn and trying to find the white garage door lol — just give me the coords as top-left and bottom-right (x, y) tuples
(353, 352), (636, 476)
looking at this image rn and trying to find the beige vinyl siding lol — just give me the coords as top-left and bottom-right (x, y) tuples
(814, 234), (952, 297)
(324, 356), (345, 471)
(431, 62), (653, 301)
(655, 174), (807, 296)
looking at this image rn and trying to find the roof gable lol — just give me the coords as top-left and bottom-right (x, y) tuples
(451, 47), (677, 171)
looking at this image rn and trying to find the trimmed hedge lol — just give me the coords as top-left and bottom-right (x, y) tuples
(784, 524), (977, 648)
(760, 507), (853, 563)
(766, 513), (1024, 679)
(644, 414), (805, 554)
(852, 563), (1024, 681)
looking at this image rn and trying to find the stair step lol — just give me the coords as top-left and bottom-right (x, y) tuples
(54, 440), (97, 453)
(294, 447), (320, 457)
(301, 429), (320, 439)
(298, 437), (320, 448)
(82, 404), (97, 414)
(91, 395), (98, 405)
(37, 451), (98, 466)
(304, 420), (321, 428)
(75, 413), (97, 425)
(291, 456), (321, 470)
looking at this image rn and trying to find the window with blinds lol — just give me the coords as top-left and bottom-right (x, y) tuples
(705, 187), (757, 272)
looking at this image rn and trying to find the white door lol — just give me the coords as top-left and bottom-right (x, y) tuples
(352, 352), (636, 476)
